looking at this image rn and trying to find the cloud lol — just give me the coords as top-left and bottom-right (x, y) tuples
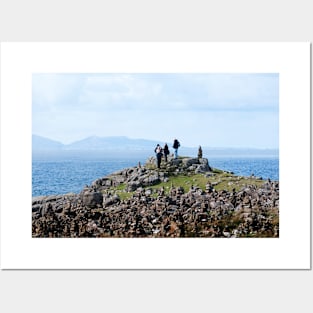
(78, 74), (163, 110)
(178, 73), (279, 111)
(33, 73), (279, 113)
(32, 74), (83, 111)
(32, 73), (279, 148)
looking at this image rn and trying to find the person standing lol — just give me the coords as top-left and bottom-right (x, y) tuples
(154, 144), (163, 169)
(163, 143), (170, 162)
(172, 139), (180, 159)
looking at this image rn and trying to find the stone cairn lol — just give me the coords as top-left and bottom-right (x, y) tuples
(32, 155), (279, 238)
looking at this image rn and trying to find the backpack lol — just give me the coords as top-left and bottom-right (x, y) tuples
(173, 140), (180, 149)
(155, 146), (162, 154)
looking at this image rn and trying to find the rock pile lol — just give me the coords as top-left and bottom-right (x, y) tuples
(32, 156), (279, 238)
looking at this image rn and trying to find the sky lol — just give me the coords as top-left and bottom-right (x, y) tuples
(32, 73), (279, 149)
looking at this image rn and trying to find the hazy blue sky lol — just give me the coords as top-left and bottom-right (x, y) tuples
(32, 73), (279, 148)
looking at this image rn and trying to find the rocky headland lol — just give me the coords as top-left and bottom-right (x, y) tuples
(32, 155), (279, 238)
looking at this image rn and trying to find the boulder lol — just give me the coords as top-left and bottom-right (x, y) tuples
(182, 158), (199, 167)
(103, 195), (120, 207)
(199, 158), (208, 165)
(195, 164), (210, 173)
(187, 165), (198, 171)
(127, 181), (141, 191)
(170, 159), (182, 166)
(142, 174), (160, 186)
(32, 204), (42, 213)
(45, 195), (63, 203)
(81, 191), (103, 208)
(145, 189), (153, 196)
(54, 203), (64, 213)
(41, 203), (53, 216)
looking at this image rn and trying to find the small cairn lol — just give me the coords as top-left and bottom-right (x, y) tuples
(198, 146), (203, 159)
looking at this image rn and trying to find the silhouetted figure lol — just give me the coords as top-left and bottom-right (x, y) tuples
(154, 144), (163, 169)
(172, 139), (180, 159)
(163, 143), (170, 162)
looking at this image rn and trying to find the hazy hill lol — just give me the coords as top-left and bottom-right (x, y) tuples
(65, 136), (161, 150)
(32, 134), (278, 157)
(32, 135), (64, 150)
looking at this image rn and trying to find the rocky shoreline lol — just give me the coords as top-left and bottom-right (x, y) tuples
(32, 156), (279, 238)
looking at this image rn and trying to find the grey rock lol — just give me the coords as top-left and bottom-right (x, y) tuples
(199, 158), (208, 165)
(103, 195), (120, 207)
(54, 205), (63, 214)
(145, 189), (152, 196)
(45, 195), (63, 203)
(195, 164), (210, 173)
(32, 204), (42, 213)
(142, 174), (160, 186)
(82, 191), (103, 208)
(170, 159), (182, 166)
(32, 196), (46, 205)
(188, 165), (198, 171)
(182, 158), (199, 167)
(127, 181), (141, 191)
(32, 156), (279, 238)
(41, 203), (53, 216)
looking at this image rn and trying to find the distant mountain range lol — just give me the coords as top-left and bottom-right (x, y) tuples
(32, 135), (161, 151)
(32, 135), (65, 150)
(32, 134), (279, 156)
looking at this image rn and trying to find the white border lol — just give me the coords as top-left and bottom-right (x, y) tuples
(0, 42), (310, 269)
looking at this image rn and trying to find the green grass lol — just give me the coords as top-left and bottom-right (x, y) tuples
(101, 166), (267, 200)
(115, 183), (127, 191)
(102, 183), (133, 201)
(212, 168), (224, 174)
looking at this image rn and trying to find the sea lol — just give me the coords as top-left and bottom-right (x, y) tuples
(32, 150), (279, 197)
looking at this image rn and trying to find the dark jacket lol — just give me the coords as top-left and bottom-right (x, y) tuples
(173, 140), (180, 149)
(163, 144), (169, 155)
(155, 145), (163, 156)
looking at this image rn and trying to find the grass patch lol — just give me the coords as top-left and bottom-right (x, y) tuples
(100, 166), (267, 200)
(103, 183), (133, 201)
(152, 174), (208, 194)
(115, 190), (133, 201)
(212, 168), (224, 174)
(205, 171), (265, 192)
(115, 183), (126, 191)
(117, 173), (264, 197)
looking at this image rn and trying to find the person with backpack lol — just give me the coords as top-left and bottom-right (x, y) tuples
(154, 144), (163, 169)
(163, 143), (170, 162)
(172, 139), (180, 159)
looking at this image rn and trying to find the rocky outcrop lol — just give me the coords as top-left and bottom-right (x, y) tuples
(32, 156), (279, 238)
(91, 155), (212, 193)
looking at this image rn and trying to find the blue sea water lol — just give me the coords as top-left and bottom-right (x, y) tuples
(32, 151), (279, 197)
(209, 157), (278, 181)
